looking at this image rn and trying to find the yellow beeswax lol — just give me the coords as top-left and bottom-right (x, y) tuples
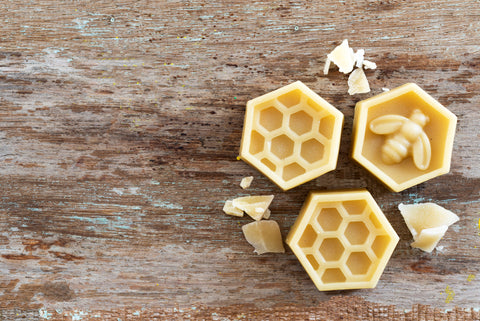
(286, 189), (399, 291)
(352, 83), (457, 192)
(398, 202), (459, 252)
(239, 81), (343, 191)
(242, 220), (285, 254)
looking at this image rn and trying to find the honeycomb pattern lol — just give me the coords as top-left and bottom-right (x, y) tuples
(286, 190), (399, 291)
(239, 81), (344, 191)
(352, 83), (457, 192)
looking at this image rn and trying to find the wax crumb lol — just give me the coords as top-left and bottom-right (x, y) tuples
(240, 176), (254, 189)
(382, 87), (390, 92)
(223, 200), (243, 217)
(363, 60), (377, 70)
(348, 68), (370, 95)
(398, 202), (459, 252)
(242, 220), (285, 254)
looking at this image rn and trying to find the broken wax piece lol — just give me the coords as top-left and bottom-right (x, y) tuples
(363, 60), (377, 70)
(323, 58), (331, 75)
(232, 195), (274, 221)
(286, 189), (399, 291)
(223, 200), (244, 217)
(262, 208), (271, 219)
(240, 176), (254, 189)
(327, 39), (355, 74)
(239, 81), (344, 190)
(352, 83), (457, 192)
(354, 49), (365, 68)
(242, 220), (285, 254)
(398, 202), (459, 252)
(348, 68), (370, 95)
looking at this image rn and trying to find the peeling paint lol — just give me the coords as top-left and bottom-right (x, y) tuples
(153, 200), (183, 210)
(39, 308), (52, 319)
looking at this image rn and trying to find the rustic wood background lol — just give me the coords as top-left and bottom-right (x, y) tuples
(1, 0), (479, 320)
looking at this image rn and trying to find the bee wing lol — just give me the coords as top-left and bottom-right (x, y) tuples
(369, 115), (407, 134)
(412, 132), (431, 170)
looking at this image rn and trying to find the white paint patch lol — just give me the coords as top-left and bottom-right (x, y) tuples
(153, 199), (183, 210)
(70, 310), (88, 321)
(22, 48), (77, 76)
(72, 17), (90, 30)
(39, 308), (52, 319)
(112, 187), (140, 195)
(128, 187), (140, 195)
(112, 188), (124, 195)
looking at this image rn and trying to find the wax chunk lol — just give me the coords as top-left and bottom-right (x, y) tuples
(242, 220), (285, 254)
(352, 83), (457, 192)
(398, 202), (459, 252)
(348, 68), (370, 95)
(240, 176), (254, 189)
(239, 81), (343, 190)
(232, 195), (274, 221)
(327, 39), (355, 74)
(223, 200), (244, 217)
(286, 190), (399, 291)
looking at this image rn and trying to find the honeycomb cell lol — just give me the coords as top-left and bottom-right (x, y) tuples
(369, 212), (382, 229)
(343, 199), (367, 215)
(319, 114), (336, 139)
(346, 252), (371, 275)
(371, 235), (391, 257)
(277, 89), (302, 108)
(270, 135), (294, 160)
(344, 222), (369, 245)
(306, 254), (319, 270)
(261, 158), (276, 172)
(249, 131), (264, 155)
(352, 83), (457, 192)
(283, 163), (306, 182)
(301, 139), (325, 164)
(286, 190), (399, 291)
(317, 207), (342, 231)
(321, 268), (346, 284)
(259, 107), (283, 131)
(239, 81), (344, 191)
(319, 238), (344, 261)
(298, 224), (317, 248)
(290, 111), (313, 136)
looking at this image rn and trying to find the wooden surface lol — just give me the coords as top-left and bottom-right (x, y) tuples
(1, 0), (479, 320)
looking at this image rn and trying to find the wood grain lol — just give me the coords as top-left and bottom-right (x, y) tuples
(0, 0), (479, 319)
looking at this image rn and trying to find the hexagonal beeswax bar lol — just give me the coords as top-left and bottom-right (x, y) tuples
(352, 83), (457, 192)
(239, 81), (344, 190)
(286, 190), (399, 291)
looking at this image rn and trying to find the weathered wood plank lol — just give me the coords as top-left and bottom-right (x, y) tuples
(0, 0), (479, 319)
